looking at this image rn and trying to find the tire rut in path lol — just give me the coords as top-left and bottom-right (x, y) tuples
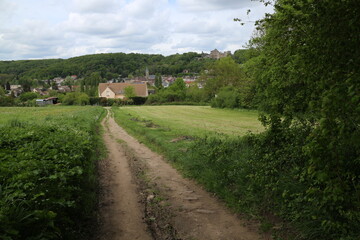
(97, 111), (152, 240)
(106, 110), (264, 240)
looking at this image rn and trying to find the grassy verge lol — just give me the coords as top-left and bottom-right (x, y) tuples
(111, 106), (264, 209)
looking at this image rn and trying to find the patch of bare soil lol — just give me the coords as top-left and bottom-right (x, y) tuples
(96, 111), (152, 240)
(105, 110), (266, 240)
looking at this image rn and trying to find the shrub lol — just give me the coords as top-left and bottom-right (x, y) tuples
(0, 108), (105, 239)
(211, 86), (240, 109)
(62, 92), (89, 105)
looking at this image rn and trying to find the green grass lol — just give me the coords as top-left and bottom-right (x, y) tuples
(116, 105), (263, 137)
(111, 105), (275, 235)
(0, 106), (103, 126)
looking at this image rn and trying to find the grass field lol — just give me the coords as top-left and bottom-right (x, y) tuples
(0, 106), (102, 125)
(115, 106), (263, 137)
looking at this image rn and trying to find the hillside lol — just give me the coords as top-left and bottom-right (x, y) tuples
(0, 52), (217, 84)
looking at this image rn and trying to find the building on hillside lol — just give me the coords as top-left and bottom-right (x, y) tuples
(203, 49), (231, 59)
(10, 85), (22, 91)
(57, 86), (71, 93)
(98, 83), (148, 99)
(32, 88), (48, 96)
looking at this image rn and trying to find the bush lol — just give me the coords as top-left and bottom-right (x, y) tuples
(211, 86), (241, 109)
(179, 122), (360, 239)
(62, 92), (89, 105)
(19, 92), (38, 102)
(130, 96), (147, 105)
(0, 96), (15, 106)
(0, 108), (105, 239)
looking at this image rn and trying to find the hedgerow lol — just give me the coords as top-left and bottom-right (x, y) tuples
(0, 107), (105, 240)
(180, 123), (360, 239)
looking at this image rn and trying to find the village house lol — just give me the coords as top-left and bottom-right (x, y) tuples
(10, 85), (22, 91)
(53, 77), (65, 86)
(57, 86), (72, 93)
(32, 88), (48, 95)
(98, 83), (148, 99)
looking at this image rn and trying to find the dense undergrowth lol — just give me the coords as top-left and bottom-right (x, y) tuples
(113, 107), (359, 240)
(0, 107), (106, 240)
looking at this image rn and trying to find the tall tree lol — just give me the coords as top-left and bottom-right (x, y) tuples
(124, 86), (136, 99)
(251, 0), (360, 238)
(155, 74), (163, 89)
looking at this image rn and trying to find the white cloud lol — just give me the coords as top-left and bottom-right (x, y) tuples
(72, 0), (123, 13)
(177, 0), (260, 11)
(0, 0), (272, 60)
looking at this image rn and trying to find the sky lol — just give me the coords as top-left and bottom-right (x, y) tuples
(0, 0), (273, 60)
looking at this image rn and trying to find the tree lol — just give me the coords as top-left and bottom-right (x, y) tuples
(19, 92), (38, 102)
(5, 81), (10, 91)
(63, 76), (74, 90)
(0, 86), (6, 96)
(62, 92), (89, 105)
(169, 78), (186, 92)
(249, 0), (360, 238)
(124, 86), (136, 99)
(203, 56), (253, 106)
(51, 82), (58, 90)
(155, 74), (163, 89)
(186, 85), (206, 103)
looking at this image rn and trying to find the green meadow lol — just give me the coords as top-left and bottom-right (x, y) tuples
(0, 106), (102, 125)
(115, 105), (263, 137)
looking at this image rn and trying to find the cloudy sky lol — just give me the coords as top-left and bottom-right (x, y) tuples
(0, 0), (272, 60)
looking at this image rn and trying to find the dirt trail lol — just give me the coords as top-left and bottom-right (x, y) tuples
(97, 110), (152, 240)
(101, 108), (264, 240)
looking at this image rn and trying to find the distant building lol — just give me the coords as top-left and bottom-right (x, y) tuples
(204, 49), (231, 59)
(10, 85), (22, 90)
(98, 83), (148, 99)
(210, 49), (231, 59)
(57, 86), (71, 93)
(36, 97), (58, 106)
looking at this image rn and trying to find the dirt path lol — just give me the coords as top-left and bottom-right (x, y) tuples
(97, 110), (152, 240)
(100, 108), (264, 240)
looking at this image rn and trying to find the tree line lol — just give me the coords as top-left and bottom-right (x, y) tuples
(0, 52), (215, 84)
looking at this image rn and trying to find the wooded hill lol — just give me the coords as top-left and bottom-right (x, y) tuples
(0, 52), (213, 83)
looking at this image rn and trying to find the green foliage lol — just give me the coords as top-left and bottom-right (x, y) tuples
(146, 78), (188, 104)
(0, 86), (6, 96)
(155, 74), (163, 89)
(19, 92), (38, 102)
(124, 86), (136, 99)
(211, 86), (241, 109)
(203, 57), (244, 97)
(62, 92), (90, 105)
(233, 49), (251, 64)
(202, 57), (255, 108)
(0, 52), (214, 83)
(0, 96), (15, 106)
(244, 0), (360, 239)
(0, 107), (105, 240)
(130, 97), (147, 105)
(169, 78), (186, 92)
(185, 85), (206, 103)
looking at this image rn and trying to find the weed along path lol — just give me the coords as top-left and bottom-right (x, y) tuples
(100, 108), (264, 240)
(98, 110), (152, 240)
